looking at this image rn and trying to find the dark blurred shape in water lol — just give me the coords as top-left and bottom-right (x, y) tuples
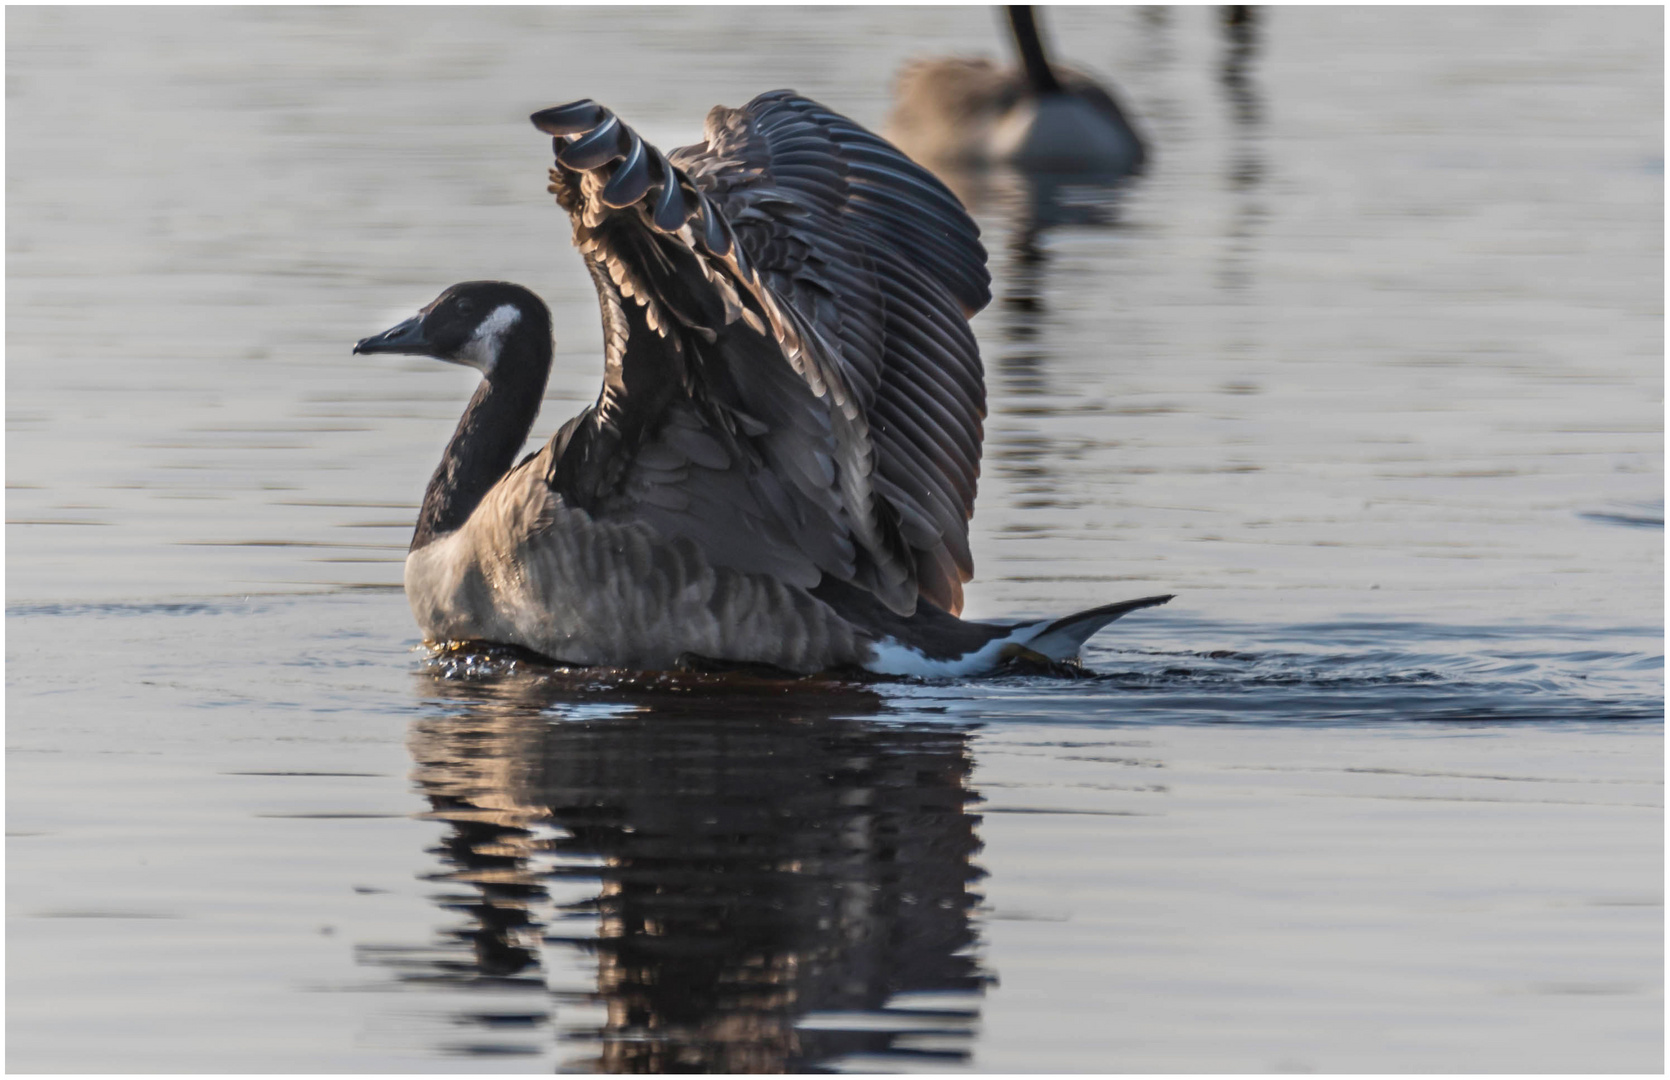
(370, 664), (988, 1071)
(1217, 5), (1266, 294)
(1221, 6), (1262, 128)
(1578, 500), (1664, 530)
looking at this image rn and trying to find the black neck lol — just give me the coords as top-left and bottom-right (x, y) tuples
(411, 326), (551, 551)
(1008, 6), (1063, 95)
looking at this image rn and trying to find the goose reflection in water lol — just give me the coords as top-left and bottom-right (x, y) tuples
(1218, 6), (1267, 295)
(372, 663), (990, 1071)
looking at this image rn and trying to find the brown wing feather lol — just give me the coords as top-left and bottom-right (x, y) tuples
(532, 91), (989, 616)
(676, 93), (990, 612)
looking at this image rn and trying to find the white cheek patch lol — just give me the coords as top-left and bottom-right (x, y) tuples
(456, 303), (522, 374)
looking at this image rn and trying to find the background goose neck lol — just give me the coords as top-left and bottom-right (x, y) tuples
(1008, 6), (1063, 96)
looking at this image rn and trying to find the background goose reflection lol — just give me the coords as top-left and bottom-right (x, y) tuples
(379, 664), (988, 1071)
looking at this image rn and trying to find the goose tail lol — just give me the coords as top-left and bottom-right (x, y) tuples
(1017, 593), (1173, 662)
(860, 593), (1173, 677)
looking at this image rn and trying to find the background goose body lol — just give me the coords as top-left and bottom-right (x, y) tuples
(355, 91), (1169, 675)
(886, 6), (1146, 176)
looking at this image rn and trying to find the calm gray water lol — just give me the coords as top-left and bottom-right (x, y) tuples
(7, 5), (1663, 1073)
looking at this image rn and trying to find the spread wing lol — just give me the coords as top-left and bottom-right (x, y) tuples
(533, 91), (990, 616)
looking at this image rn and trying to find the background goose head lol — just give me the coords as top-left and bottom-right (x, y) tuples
(353, 280), (552, 380)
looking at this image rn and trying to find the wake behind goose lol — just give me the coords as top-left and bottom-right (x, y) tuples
(353, 91), (1170, 675)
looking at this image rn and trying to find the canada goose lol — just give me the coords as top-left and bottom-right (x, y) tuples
(354, 91), (1170, 676)
(886, 6), (1146, 176)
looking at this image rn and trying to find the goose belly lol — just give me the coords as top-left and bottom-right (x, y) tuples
(403, 532), (495, 646)
(403, 506), (867, 673)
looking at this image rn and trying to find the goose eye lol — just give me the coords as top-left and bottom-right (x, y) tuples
(455, 299), (477, 317)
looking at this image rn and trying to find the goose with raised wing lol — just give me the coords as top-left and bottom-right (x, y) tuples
(354, 91), (1170, 675)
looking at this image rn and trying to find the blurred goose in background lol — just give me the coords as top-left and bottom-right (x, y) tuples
(886, 5), (1147, 177)
(354, 91), (1170, 676)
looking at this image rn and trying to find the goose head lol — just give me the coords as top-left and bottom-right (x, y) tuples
(353, 281), (555, 551)
(353, 280), (551, 379)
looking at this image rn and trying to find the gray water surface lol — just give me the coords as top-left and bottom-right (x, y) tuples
(7, 6), (1663, 1073)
